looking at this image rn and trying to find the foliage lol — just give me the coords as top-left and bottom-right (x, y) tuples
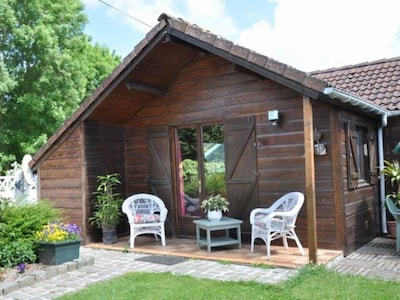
(0, 0), (120, 171)
(200, 194), (229, 212)
(0, 240), (36, 268)
(57, 265), (400, 300)
(181, 159), (198, 183)
(205, 172), (226, 197)
(380, 160), (400, 207)
(0, 199), (61, 267)
(181, 159), (226, 197)
(35, 222), (81, 242)
(90, 173), (123, 230)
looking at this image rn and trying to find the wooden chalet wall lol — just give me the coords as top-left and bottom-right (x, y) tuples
(84, 120), (127, 242)
(123, 53), (340, 249)
(36, 51), (382, 252)
(339, 111), (378, 254)
(38, 126), (87, 241)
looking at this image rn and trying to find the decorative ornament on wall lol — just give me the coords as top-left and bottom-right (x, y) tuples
(314, 128), (327, 156)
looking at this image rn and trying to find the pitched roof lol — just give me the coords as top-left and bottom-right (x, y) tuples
(310, 57), (400, 111)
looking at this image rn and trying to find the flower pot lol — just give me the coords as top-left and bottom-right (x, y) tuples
(387, 221), (397, 239)
(207, 210), (222, 221)
(102, 228), (117, 244)
(37, 240), (81, 265)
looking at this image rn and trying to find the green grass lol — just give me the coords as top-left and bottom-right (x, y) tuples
(56, 264), (400, 300)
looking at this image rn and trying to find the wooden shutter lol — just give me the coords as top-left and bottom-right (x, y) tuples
(224, 116), (258, 235)
(368, 128), (378, 184)
(345, 123), (359, 189)
(146, 126), (174, 234)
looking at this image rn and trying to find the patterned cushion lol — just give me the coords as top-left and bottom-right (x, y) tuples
(134, 214), (160, 224)
(255, 214), (269, 228)
(254, 214), (284, 229)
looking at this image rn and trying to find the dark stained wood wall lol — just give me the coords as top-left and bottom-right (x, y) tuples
(123, 53), (339, 249)
(38, 126), (87, 240)
(339, 111), (378, 254)
(37, 51), (382, 252)
(84, 120), (127, 242)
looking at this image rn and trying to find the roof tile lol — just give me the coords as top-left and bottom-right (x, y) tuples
(310, 57), (400, 111)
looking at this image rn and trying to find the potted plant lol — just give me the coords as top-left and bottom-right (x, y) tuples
(90, 173), (123, 244)
(381, 160), (400, 239)
(35, 221), (81, 265)
(200, 194), (229, 221)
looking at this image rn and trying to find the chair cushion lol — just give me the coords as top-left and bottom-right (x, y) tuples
(254, 214), (283, 229)
(134, 214), (160, 224)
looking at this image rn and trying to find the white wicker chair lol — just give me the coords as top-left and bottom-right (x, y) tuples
(122, 193), (168, 248)
(250, 192), (305, 259)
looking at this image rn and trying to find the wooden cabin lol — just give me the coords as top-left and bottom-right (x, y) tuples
(30, 13), (400, 257)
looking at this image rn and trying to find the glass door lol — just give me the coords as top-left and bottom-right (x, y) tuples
(176, 124), (225, 234)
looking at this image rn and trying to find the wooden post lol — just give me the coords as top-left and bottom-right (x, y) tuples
(303, 96), (318, 263)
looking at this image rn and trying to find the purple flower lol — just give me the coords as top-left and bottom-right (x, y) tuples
(17, 263), (26, 274)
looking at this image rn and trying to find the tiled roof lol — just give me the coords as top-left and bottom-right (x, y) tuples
(310, 57), (400, 111)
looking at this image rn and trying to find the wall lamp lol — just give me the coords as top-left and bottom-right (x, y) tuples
(268, 109), (279, 127)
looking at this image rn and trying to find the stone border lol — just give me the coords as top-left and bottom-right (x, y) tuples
(0, 256), (94, 296)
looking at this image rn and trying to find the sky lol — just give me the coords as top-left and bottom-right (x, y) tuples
(82, 0), (400, 72)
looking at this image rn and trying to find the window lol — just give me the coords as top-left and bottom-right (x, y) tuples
(177, 124), (225, 217)
(345, 122), (377, 189)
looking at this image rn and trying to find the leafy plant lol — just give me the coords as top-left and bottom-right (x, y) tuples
(381, 160), (400, 207)
(90, 173), (123, 230)
(0, 240), (36, 268)
(200, 194), (229, 212)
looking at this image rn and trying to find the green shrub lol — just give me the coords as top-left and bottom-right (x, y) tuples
(0, 199), (61, 267)
(0, 239), (36, 268)
(205, 172), (226, 197)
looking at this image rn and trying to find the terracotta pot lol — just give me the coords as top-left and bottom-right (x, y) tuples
(387, 221), (397, 239)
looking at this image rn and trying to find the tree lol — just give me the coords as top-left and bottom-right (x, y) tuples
(0, 0), (120, 173)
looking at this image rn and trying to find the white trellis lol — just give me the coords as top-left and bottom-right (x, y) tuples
(0, 154), (37, 203)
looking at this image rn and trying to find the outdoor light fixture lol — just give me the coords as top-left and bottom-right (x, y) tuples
(268, 109), (279, 127)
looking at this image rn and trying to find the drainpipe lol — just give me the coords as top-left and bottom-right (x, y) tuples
(378, 114), (387, 233)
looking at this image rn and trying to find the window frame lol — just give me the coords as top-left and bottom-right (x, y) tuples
(345, 122), (377, 190)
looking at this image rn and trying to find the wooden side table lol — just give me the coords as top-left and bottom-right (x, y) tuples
(193, 217), (243, 253)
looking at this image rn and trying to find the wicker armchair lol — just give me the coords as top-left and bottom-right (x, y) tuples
(250, 192), (305, 259)
(122, 193), (168, 248)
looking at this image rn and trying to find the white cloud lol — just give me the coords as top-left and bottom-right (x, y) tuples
(91, 0), (237, 37)
(84, 0), (400, 72)
(236, 0), (400, 71)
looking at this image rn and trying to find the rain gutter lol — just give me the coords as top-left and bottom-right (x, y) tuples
(323, 87), (388, 233)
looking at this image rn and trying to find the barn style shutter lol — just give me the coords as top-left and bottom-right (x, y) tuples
(368, 128), (378, 184)
(345, 123), (359, 189)
(224, 116), (258, 234)
(146, 126), (174, 234)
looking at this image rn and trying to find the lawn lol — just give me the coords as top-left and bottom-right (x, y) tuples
(57, 264), (399, 300)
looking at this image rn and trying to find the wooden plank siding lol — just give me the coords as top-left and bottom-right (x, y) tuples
(39, 127), (87, 240)
(121, 54), (339, 250)
(83, 121), (127, 242)
(36, 52), (381, 253)
(339, 111), (378, 254)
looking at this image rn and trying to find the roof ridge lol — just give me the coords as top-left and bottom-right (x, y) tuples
(309, 56), (400, 75)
